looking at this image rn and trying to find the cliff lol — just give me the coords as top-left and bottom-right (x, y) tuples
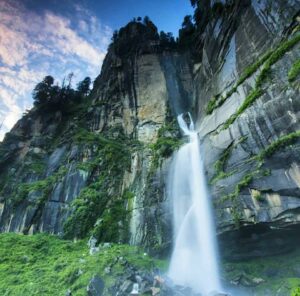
(0, 0), (300, 264)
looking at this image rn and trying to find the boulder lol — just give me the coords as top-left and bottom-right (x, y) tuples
(87, 275), (104, 296)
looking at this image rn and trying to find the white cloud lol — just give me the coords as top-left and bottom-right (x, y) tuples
(0, 0), (112, 141)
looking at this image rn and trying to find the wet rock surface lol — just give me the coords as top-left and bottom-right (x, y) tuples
(109, 258), (229, 296)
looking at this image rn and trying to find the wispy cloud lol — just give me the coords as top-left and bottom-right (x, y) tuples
(0, 0), (112, 141)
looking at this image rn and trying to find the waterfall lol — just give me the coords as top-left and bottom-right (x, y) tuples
(168, 113), (222, 295)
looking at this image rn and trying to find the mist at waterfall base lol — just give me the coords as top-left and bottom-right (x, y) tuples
(167, 114), (222, 295)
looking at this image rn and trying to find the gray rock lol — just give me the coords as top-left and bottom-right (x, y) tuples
(87, 275), (104, 296)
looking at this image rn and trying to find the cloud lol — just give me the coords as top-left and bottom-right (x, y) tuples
(0, 0), (112, 141)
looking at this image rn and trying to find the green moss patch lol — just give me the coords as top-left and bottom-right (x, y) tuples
(149, 121), (182, 173)
(0, 233), (167, 296)
(288, 59), (300, 82)
(222, 249), (300, 296)
(13, 166), (67, 207)
(205, 50), (273, 115)
(64, 130), (132, 241)
(221, 33), (300, 129)
(219, 131), (300, 225)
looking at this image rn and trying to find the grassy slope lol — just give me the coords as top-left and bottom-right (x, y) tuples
(1, 233), (300, 295)
(0, 233), (167, 296)
(223, 250), (300, 296)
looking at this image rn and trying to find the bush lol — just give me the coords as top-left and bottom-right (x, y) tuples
(288, 59), (300, 82)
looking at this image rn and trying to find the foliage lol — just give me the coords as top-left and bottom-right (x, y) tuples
(292, 287), (300, 296)
(178, 15), (195, 48)
(256, 34), (300, 87)
(32, 75), (55, 105)
(207, 33), (300, 118)
(76, 77), (92, 96)
(0, 233), (167, 296)
(32, 74), (91, 114)
(251, 189), (263, 202)
(211, 2), (224, 16)
(223, 249), (300, 296)
(64, 130), (131, 241)
(206, 95), (219, 114)
(92, 195), (130, 243)
(221, 33), (300, 129)
(13, 166), (67, 207)
(257, 130), (300, 160)
(223, 88), (262, 129)
(219, 130), (300, 225)
(288, 59), (300, 82)
(210, 143), (235, 184)
(149, 121), (182, 173)
(159, 31), (176, 48)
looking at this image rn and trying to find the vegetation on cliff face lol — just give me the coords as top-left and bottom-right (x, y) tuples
(32, 74), (91, 113)
(288, 59), (300, 82)
(217, 130), (300, 226)
(222, 248), (300, 296)
(149, 120), (182, 173)
(222, 32), (300, 129)
(0, 233), (166, 296)
(13, 166), (67, 207)
(205, 31), (300, 119)
(63, 129), (132, 242)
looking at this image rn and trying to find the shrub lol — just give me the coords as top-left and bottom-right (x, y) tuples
(288, 59), (300, 82)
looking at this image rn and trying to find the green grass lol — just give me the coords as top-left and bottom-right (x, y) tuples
(292, 287), (300, 296)
(0, 233), (167, 296)
(64, 131), (132, 241)
(257, 130), (300, 160)
(288, 59), (300, 82)
(222, 249), (300, 296)
(210, 143), (234, 184)
(256, 34), (300, 88)
(13, 166), (68, 207)
(223, 88), (263, 129)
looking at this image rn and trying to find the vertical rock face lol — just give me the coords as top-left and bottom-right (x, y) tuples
(0, 0), (299, 258)
(0, 21), (191, 250)
(193, 0), (300, 257)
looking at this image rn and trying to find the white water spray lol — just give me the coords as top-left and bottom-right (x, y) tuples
(168, 113), (222, 295)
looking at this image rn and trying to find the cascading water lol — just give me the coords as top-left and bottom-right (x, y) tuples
(168, 113), (222, 295)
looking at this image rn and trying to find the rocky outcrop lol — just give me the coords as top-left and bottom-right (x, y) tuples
(192, 0), (300, 258)
(0, 0), (299, 264)
(0, 21), (191, 248)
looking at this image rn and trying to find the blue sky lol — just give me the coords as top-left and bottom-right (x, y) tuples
(0, 0), (193, 140)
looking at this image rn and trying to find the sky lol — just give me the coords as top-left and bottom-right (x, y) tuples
(0, 0), (193, 141)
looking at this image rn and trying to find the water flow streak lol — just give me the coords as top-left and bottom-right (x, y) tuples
(168, 113), (222, 295)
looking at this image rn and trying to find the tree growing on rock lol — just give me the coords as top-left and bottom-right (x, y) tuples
(77, 77), (91, 96)
(32, 75), (55, 106)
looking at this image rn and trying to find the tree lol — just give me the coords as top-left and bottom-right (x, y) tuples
(178, 15), (195, 48)
(190, 0), (198, 7)
(32, 75), (55, 105)
(77, 77), (91, 96)
(143, 16), (158, 38)
(182, 15), (194, 31)
(111, 30), (118, 42)
(160, 31), (176, 48)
